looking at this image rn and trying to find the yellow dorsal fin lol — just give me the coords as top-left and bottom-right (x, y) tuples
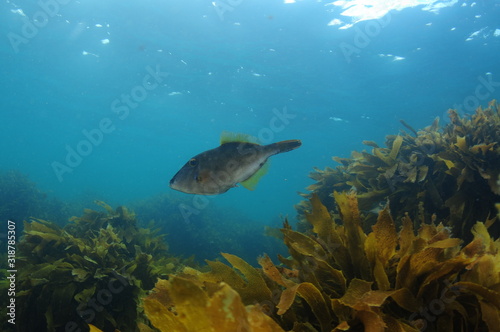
(240, 160), (270, 190)
(220, 131), (259, 145)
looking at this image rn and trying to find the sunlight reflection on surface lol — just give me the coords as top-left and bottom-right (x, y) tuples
(324, 0), (459, 28)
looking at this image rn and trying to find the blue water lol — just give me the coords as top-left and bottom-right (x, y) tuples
(2, 0), (500, 259)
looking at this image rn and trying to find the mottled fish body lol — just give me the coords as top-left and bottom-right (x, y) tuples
(169, 132), (301, 195)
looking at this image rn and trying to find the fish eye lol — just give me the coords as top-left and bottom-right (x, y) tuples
(188, 158), (198, 167)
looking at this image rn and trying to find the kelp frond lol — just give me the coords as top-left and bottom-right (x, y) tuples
(279, 192), (498, 331)
(297, 101), (500, 241)
(153, 192), (500, 331)
(13, 202), (178, 332)
(143, 277), (285, 332)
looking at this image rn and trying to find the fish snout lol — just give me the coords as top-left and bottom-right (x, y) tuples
(169, 177), (176, 188)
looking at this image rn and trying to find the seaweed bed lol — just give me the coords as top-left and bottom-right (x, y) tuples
(1, 101), (500, 332)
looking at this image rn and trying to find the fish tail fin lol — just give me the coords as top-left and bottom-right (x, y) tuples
(269, 139), (302, 154)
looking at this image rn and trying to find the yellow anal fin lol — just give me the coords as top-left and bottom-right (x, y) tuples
(240, 160), (270, 190)
(220, 131), (259, 145)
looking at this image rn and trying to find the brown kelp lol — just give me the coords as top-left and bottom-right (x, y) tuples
(2, 201), (178, 332)
(297, 100), (500, 241)
(274, 192), (500, 331)
(143, 276), (285, 332)
(145, 192), (500, 331)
